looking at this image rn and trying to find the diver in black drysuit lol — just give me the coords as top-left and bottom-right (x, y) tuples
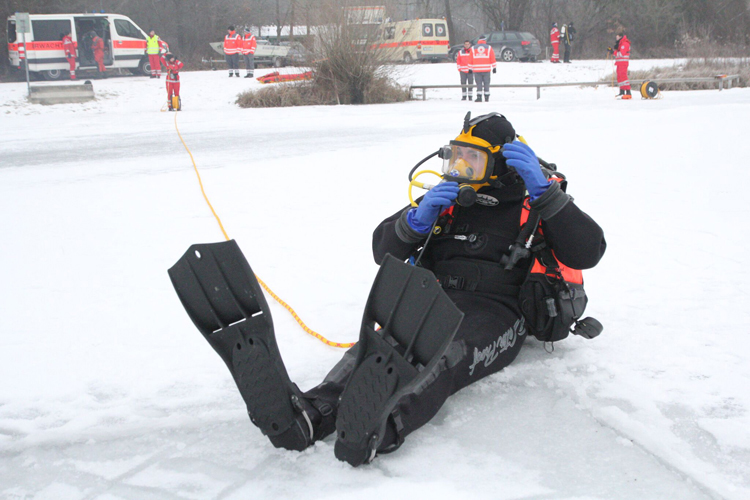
(292, 113), (606, 460)
(177, 113), (607, 465)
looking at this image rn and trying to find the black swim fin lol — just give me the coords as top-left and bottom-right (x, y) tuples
(334, 254), (464, 466)
(168, 240), (317, 451)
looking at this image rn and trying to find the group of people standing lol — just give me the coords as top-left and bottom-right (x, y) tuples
(145, 30), (183, 110)
(549, 22), (576, 63)
(60, 30), (107, 80)
(223, 26), (257, 78)
(455, 37), (497, 102)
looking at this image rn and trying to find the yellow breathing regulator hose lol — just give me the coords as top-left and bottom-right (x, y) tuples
(173, 112), (355, 349)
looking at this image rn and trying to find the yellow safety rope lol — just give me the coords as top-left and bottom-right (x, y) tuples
(173, 112), (355, 348)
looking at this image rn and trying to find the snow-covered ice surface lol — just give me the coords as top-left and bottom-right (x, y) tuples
(1, 59), (748, 499)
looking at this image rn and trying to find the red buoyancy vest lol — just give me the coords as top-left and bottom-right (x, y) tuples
(519, 177), (583, 285)
(224, 32), (242, 54)
(242, 34), (257, 55)
(615, 35), (630, 63)
(62, 35), (75, 57)
(456, 48), (472, 73)
(550, 27), (560, 44)
(164, 58), (183, 82)
(470, 40), (496, 72)
(91, 36), (104, 53)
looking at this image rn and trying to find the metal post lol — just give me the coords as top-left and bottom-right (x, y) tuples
(536, 86), (540, 100)
(22, 31), (30, 97)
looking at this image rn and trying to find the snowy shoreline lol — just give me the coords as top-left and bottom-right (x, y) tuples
(1, 59), (749, 499)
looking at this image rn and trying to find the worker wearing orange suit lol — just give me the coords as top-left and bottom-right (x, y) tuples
(162, 53), (183, 110)
(224, 26), (242, 77)
(241, 28), (257, 78)
(90, 32), (106, 77)
(62, 31), (77, 79)
(456, 41), (474, 101)
(469, 38), (496, 102)
(550, 23), (560, 63)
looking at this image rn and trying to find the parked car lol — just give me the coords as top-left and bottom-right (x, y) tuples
(449, 31), (541, 63)
(279, 41), (310, 66)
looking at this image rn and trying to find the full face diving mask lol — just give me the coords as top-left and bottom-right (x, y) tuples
(409, 112), (514, 208)
(438, 113), (504, 185)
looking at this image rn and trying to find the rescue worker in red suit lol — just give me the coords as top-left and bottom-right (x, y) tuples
(61, 31), (77, 80)
(224, 26), (242, 77)
(550, 23), (560, 63)
(469, 37), (497, 102)
(609, 31), (631, 99)
(162, 52), (183, 111)
(145, 30), (168, 78)
(456, 40), (474, 101)
(90, 32), (106, 77)
(241, 27), (257, 78)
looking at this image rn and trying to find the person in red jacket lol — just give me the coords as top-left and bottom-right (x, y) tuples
(469, 37), (496, 102)
(224, 26), (242, 77)
(61, 31), (77, 80)
(456, 40), (473, 101)
(162, 52), (183, 111)
(241, 27), (257, 78)
(90, 32), (106, 78)
(550, 23), (560, 63)
(610, 31), (631, 99)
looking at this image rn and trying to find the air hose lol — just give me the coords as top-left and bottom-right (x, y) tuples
(173, 112), (355, 348)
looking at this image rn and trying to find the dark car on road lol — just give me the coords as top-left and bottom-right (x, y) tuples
(449, 31), (542, 62)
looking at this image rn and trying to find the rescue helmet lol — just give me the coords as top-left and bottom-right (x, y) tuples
(552, 22), (557, 27)
(165, 52), (175, 61)
(440, 112), (516, 185)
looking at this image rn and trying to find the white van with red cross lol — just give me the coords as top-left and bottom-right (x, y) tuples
(7, 13), (166, 80)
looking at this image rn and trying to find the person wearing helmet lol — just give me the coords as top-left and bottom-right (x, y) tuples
(162, 52), (183, 110)
(191, 113), (606, 467)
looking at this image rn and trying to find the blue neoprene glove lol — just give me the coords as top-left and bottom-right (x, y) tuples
(502, 141), (551, 201)
(407, 182), (460, 233)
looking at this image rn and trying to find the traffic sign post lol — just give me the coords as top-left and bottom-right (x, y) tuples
(16, 13), (31, 96)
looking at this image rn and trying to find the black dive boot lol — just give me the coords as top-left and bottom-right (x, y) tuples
(334, 255), (464, 466)
(168, 240), (325, 451)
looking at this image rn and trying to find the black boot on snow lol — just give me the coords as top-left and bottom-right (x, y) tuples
(168, 240), (326, 451)
(484, 95), (490, 102)
(475, 95), (483, 102)
(334, 255), (464, 467)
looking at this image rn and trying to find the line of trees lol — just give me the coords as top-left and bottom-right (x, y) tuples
(2, 0), (749, 75)
(427, 0), (750, 58)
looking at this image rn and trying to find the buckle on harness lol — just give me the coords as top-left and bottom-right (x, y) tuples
(442, 275), (464, 290)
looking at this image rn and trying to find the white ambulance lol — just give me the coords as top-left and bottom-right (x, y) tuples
(7, 13), (165, 80)
(371, 18), (450, 63)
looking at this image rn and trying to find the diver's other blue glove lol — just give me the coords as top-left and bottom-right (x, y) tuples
(502, 140), (551, 201)
(407, 182), (460, 233)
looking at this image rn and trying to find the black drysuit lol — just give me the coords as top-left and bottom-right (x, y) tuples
(305, 178), (606, 450)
